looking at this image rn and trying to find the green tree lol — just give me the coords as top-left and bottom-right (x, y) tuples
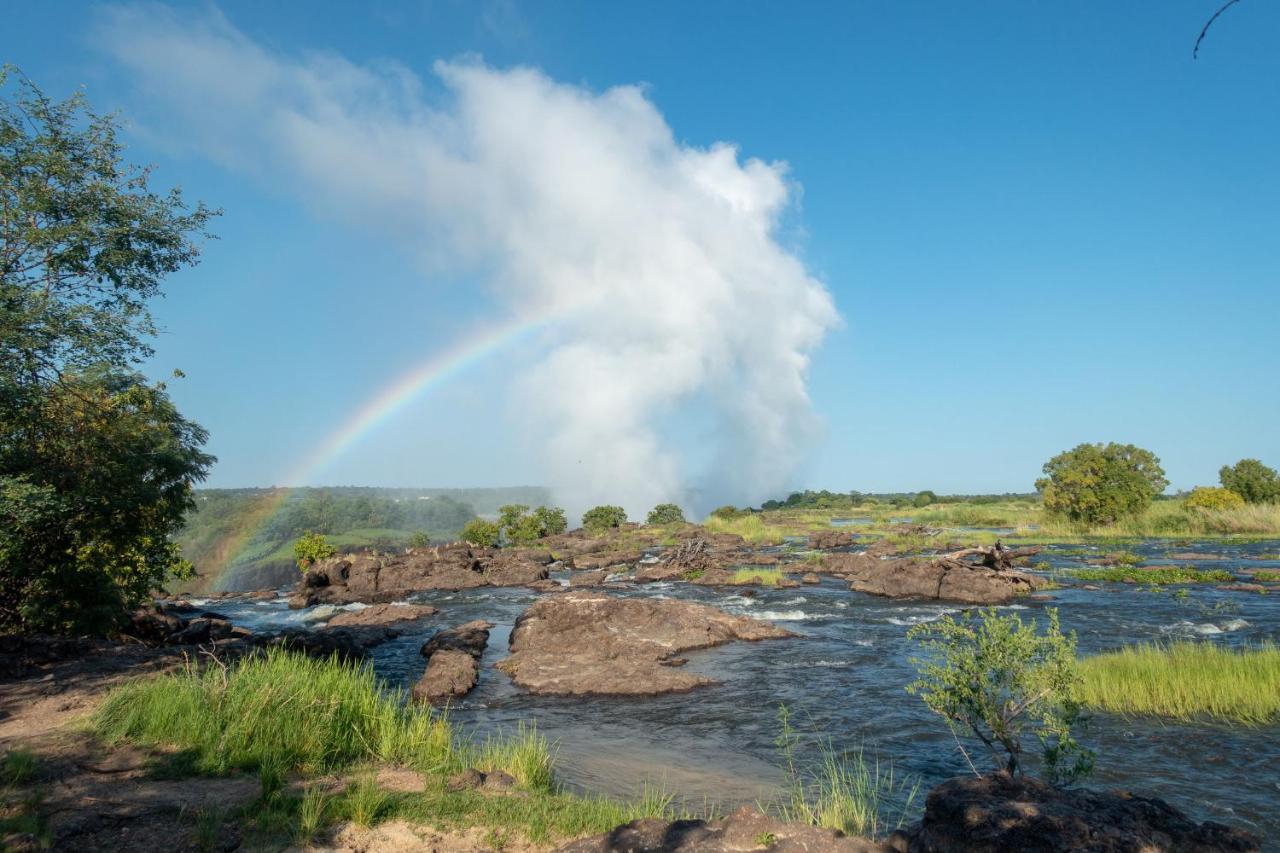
(646, 503), (686, 525)
(0, 69), (217, 633)
(913, 490), (938, 508)
(1035, 443), (1168, 526)
(908, 608), (1093, 784)
(497, 504), (530, 533)
(532, 505), (567, 537)
(293, 532), (336, 570)
(460, 519), (500, 547)
(710, 505), (744, 519)
(1218, 459), (1280, 505)
(408, 531), (431, 549)
(1184, 486), (1245, 512)
(582, 505), (627, 533)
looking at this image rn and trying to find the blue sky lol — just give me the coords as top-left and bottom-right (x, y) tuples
(4, 1), (1278, 500)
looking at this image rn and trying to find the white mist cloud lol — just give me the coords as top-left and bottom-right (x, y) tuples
(97, 5), (839, 517)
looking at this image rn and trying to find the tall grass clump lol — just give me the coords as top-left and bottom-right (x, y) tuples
(464, 722), (557, 793)
(1078, 642), (1280, 725)
(731, 567), (786, 586)
(773, 706), (919, 839)
(703, 513), (789, 544)
(94, 648), (458, 776)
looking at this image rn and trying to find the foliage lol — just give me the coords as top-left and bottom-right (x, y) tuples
(912, 490), (937, 508)
(582, 504), (627, 533)
(1078, 642), (1280, 725)
(1067, 566), (1233, 584)
(646, 503), (686, 525)
(497, 504), (568, 545)
(1184, 486), (1245, 511)
(731, 567), (785, 586)
(0, 69), (216, 633)
(1036, 443), (1168, 526)
(460, 519), (501, 547)
(292, 532), (335, 569)
(774, 705), (919, 839)
(1219, 459), (1280, 505)
(907, 608), (1093, 784)
(703, 513), (789, 544)
(710, 504), (747, 519)
(408, 531), (431, 549)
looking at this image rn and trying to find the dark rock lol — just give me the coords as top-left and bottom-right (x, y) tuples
(905, 773), (1260, 852)
(413, 620), (491, 705)
(446, 768), (484, 792)
(496, 592), (792, 696)
(557, 804), (887, 852)
(250, 627), (395, 660)
(844, 557), (1042, 605)
(482, 770), (518, 792)
(809, 529), (857, 549)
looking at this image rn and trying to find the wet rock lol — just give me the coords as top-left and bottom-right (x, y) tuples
(557, 804), (888, 852)
(844, 557), (1042, 605)
(528, 579), (565, 593)
(496, 592), (793, 696)
(252, 627), (395, 660)
(809, 529), (856, 549)
(412, 620), (491, 705)
(569, 569), (609, 587)
(776, 577), (801, 588)
(324, 603), (438, 628)
(802, 573), (822, 585)
(905, 772), (1260, 852)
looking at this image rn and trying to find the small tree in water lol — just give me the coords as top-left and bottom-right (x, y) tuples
(907, 608), (1093, 784)
(293, 532), (335, 570)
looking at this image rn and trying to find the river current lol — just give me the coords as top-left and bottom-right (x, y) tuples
(199, 538), (1280, 841)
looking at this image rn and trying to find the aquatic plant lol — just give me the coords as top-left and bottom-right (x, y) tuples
(1078, 642), (1280, 725)
(1067, 567), (1233, 584)
(907, 608), (1093, 784)
(773, 705), (919, 839)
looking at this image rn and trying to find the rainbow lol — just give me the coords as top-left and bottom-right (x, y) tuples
(203, 308), (561, 588)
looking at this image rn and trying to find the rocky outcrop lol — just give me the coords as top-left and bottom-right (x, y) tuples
(844, 556), (1042, 605)
(905, 773), (1260, 852)
(809, 529), (857, 549)
(570, 549), (644, 571)
(569, 569), (609, 587)
(496, 592), (792, 695)
(249, 626), (397, 660)
(123, 603), (249, 645)
(557, 804), (889, 852)
(412, 620), (491, 705)
(323, 603), (437, 628)
(291, 545), (549, 607)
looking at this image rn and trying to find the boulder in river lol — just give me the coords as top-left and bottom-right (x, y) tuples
(496, 592), (792, 696)
(809, 529), (857, 549)
(412, 620), (491, 705)
(904, 772), (1260, 852)
(323, 603), (438, 628)
(844, 556), (1042, 605)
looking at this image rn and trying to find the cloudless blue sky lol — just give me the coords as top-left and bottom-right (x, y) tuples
(4, 1), (1278, 496)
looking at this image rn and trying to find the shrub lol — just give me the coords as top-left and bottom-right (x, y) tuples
(498, 505), (568, 545)
(293, 532), (335, 570)
(1219, 459), (1280, 504)
(907, 608), (1093, 784)
(711, 505), (746, 519)
(460, 519), (500, 547)
(912, 491), (937, 508)
(646, 503), (686, 525)
(408, 531), (431, 549)
(533, 506), (568, 537)
(582, 505), (627, 533)
(1035, 442), (1168, 525)
(1184, 486), (1245, 512)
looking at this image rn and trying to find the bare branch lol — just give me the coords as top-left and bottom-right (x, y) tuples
(1194, 0), (1243, 59)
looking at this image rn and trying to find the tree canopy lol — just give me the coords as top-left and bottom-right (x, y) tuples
(1218, 459), (1280, 505)
(1035, 443), (1168, 526)
(0, 69), (216, 632)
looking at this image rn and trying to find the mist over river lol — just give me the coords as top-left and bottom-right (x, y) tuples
(202, 538), (1280, 841)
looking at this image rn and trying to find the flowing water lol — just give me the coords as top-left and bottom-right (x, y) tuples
(202, 538), (1280, 841)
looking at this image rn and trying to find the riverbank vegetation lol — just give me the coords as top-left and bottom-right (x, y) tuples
(1077, 642), (1280, 725)
(1065, 566), (1234, 584)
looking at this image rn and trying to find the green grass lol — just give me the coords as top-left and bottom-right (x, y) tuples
(730, 567), (786, 586)
(1252, 569), (1280, 582)
(1078, 642), (1280, 725)
(1066, 567), (1234, 584)
(1, 749), (39, 785)
(703, 514), (792, 544)
(95, 648), (463, 778)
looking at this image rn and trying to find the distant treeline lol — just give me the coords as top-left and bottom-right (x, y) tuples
(760, 489), (1040, 510)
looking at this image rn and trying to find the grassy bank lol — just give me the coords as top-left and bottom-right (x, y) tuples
(1078, 642), (1280, 725)
(1065, 567), (1235, 584)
